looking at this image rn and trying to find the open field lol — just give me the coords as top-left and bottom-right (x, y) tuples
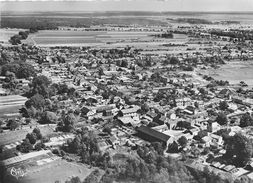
(199, 60), (253, 86)
(0, 105), (22, 118)
(17, 159), (94, 183)
(22, 30), (190, 47)
(0, 125), (57, 146)
(0, 95), (27, 118)
(24, 30), (161, 46)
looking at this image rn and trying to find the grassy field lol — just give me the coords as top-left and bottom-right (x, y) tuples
(0, 95), (27, 117)
(200, 60), (253, 86)
(18, 159), (94, 183)
(0, 125), (57, 146)
(33, 37), (102, 44)
(25, 30), (159, 45)
(0, 105), (22, 118)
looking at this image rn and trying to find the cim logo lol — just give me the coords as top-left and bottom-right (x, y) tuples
(10, 167), (27, 179)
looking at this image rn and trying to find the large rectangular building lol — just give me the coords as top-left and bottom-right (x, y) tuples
(136, 125), (171, 145)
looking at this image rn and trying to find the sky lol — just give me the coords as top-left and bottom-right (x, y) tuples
(1, 0), (253, 12)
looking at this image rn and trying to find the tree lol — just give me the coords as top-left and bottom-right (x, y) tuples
(151, 142), (165, 155)
(98, 68), (104, 76)
(167, 141), (179, 153)
(177, 136), (188, 148)
(101, 151), (111, 169)
(39, 111), (57, 124)
(224, 133), (253, 167)
(28, 75), (51, 98)
(151, 72), (161, 82)
(66, 130), (103, 167)
(17, 138), (33, 153)
(26, 94), (45, 110)
(198, 130), (208, 138)
(162, 59), (170, 65)
(140, 103), (150, 113)
(16, 63), (36, 79)
(139, 161), (150, 180)
(26, 132), (37, 144)
(121, 60), (128, 68)
(103, 127), (112, 135)
(58, 83), (69, 94)
(240, 113), (253, 127)
(9, 35), (22, 45)
(219, 101), (229, 111)
(81, 107), (90, 116)
(202, 147), (210, 155)
(19, 107), (29, 118)
(27, 106), (37, 118)
(1, 63), (20, 76)
(199, 88), (206, 95)
(33, 128), (42, 139)
(194, 101), (199, 109)
(34, 142), (45, 151)
(32, 75), (51, 87)
(7, 119), (19, 130)
(216, 112), (228, 125)
(101, 90), (110, 100)
(216, 128), (231, 142)
(65, 177), (82, 183)
(62, 112), (77, 132)
(1, 62), (36, 79)
(18, 31), (29, 39)
(170, 57), (179, 64)
(2, 71), (18, 91)
(68, 87), (76, 97)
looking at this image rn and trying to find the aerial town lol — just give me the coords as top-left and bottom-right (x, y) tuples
(1, 2), (253, 183)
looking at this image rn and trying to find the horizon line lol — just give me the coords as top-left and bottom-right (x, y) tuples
(2, 10), (253, 13)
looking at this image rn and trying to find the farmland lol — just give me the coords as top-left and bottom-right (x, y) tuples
(24, 30), (164, 46)
(0, 95), (27, 118)
(21, 30), (190, 48)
